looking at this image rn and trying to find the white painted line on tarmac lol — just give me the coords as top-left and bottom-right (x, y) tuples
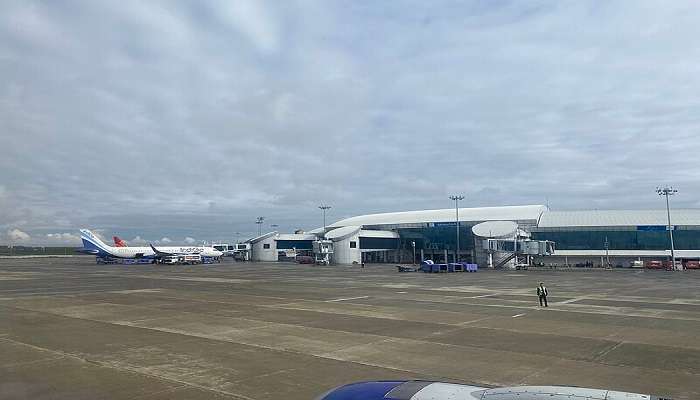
(557, 296), (588, 305)
(396, 291), (408, 294)
(457, 316), (494, 326)
(472, 294), (496, 298)
(326, 296), (369, 302)
(511, 313), (527, 318)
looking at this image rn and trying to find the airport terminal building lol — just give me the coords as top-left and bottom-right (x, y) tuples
(249, 205), (700, 267)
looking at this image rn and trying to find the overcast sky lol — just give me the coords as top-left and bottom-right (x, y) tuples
(2, 1), (700, 245)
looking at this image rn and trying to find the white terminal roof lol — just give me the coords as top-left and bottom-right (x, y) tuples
(247, 231), (278, 244)
(276, 233), (317, 241)
(325, 226), (360, 240)
(538, 209), (700, 228)
(359, 230), (400, 238)
(328, 205), (548, 228)
(324, 226), (399, 241)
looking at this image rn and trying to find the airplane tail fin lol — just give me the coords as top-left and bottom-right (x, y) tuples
(80, 229), (110, 248)
(113, 236), (127, 247)
(79, 229), (111, 255)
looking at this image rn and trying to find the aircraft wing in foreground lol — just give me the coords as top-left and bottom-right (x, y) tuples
(316, 381), (670, 400)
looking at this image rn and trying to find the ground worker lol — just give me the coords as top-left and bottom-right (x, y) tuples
(537, 282), (548, 307)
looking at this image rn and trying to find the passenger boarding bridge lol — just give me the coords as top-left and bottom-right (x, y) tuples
(472, 221), (555, 269)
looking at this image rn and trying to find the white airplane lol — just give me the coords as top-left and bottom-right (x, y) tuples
(317, 381), (669, 400)
(78, 229), (223, 260)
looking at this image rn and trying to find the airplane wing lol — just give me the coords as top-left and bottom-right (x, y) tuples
(149, 244), (173, 257)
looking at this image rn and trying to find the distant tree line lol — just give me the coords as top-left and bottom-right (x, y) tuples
(0, 246), (80, 256)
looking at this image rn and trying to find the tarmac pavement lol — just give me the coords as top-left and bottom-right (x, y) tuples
(1, 257), (699, 399)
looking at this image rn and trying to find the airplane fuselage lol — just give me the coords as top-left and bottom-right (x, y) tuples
(79, 229), (222, 259)
(318, 381), (665, 400)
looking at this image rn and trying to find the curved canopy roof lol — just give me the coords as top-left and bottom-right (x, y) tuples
(307, 227), (325, 235)
(325, 226), (361, 240)
(472, 221), (518, 238)
(329, 205), (547, 228)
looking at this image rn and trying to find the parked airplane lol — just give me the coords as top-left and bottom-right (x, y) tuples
(113, 236), (127, 247)
(316, 381), (668, 400)
(78, 229), (223, 259)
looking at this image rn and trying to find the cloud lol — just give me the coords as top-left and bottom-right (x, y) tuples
(2, 1), (700, 244)
(7, 228), (31, 242)
(45, 232), (81, 245)
(156, 237), (172, 244)
(130, 236), (147, 245)
(215, 0), (280, 54)
(184, 236), (196, 244)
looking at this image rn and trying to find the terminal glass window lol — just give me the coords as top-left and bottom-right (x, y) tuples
(349, 241), (357, 248)
(531, 229), (700, 251)
(263, 243), (270, 249)
(360, 237), (399, 250)
(276, 240), (313, 250)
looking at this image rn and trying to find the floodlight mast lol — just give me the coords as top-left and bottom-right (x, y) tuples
(449, 195), (465, 262)
(319, 205), (332, 234)
(255, 216), (265, 236)
(656, 186), (679, 270)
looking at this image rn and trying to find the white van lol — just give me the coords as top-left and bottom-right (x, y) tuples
(182, 254), (202, 265)
(161, 256), (180, 264)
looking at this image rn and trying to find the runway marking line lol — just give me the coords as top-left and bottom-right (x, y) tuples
(511, 313), (527, 318)
(557, 296), (588, 305)
(326, 296), (370, 302)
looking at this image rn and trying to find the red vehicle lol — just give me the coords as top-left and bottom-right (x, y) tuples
(662, 260), (683, 270)
(684, 260), (700, 269)
(295, 255), (314, 264)
(645, 260), (663, 269)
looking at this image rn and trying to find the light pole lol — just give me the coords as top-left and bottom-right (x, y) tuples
(604, 236), (610, 269)
(255, 216), (265, 236)
(319, 205), (332, 233)
(449, 195), (464, 263)
(411, 241), (416, 265)
(657, 186), (679, 270)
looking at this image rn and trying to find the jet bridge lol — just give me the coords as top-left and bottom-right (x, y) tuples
(313, 239), (333, 265)
(233, 243), (251, 261)
(483, 238), (555, 268)
(472, 221), (555, 269)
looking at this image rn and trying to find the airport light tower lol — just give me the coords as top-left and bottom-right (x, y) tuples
(319, 205), (332, 234)
(657, 186), (679, 270)
(255, 216), (265, 236)
(449, 195), (465, 263)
